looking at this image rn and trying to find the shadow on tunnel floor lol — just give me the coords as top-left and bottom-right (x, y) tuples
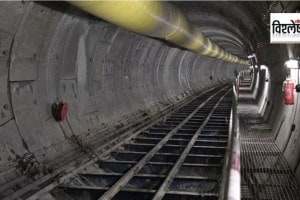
(238, 97), (256, 105)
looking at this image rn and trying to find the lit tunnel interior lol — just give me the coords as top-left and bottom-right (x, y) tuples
(0, 1), (300, 200)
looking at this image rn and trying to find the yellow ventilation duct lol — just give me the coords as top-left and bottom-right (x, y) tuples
(70, 1), (249, 65)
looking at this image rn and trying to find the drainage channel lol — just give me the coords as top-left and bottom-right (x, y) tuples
(45, 86), (233, 200)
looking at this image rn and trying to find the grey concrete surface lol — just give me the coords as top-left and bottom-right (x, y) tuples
(0, 1), (300, 199)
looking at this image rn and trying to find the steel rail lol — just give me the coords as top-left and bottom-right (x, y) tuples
(23, 86), (223, 200)
(152, 89), (232, 199)
(98, 87), (229, 200)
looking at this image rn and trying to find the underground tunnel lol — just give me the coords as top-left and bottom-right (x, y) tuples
(0, 1), (300, 199)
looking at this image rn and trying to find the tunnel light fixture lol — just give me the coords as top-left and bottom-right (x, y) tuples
(247, 53), (256, 59)
(285, 59), (299, 69)
(248, 65), (258, 69)
(260, 65), (268, 70)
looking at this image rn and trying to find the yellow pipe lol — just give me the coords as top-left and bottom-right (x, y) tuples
(70, 1), (249, 65)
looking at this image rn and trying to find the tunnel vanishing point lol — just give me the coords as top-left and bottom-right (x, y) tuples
(0, 1), (300, 200)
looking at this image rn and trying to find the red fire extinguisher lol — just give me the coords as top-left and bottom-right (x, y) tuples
(283, 78), (295, 105)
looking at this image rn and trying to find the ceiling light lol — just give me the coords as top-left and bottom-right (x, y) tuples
(285, 59), (299, 69)
(247, 54), (256, 59)
(260, 65), (268, 70)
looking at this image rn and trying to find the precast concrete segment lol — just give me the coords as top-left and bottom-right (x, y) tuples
(0, 2), (246, 198)
(69, 1), (249, 65)
(17, 86), (223, 200)
(43, 85), (233, 200)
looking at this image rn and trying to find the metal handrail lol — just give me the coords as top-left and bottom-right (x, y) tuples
(219, 83), (240, 200)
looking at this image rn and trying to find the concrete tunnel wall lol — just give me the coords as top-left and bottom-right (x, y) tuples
(1, 1), (300, 196)
(0, 1), (247, 188)
(252, 44), (300, 182)
(265, 61), (300, 182)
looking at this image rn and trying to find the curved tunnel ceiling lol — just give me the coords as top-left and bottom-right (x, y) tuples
(174, 1), (267, 55)
(0, 1), (299, 199)
(69, 1), (250, 64)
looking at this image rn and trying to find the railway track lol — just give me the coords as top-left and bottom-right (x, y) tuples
(33, 86), (234, 200)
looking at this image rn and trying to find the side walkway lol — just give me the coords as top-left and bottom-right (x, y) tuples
(238, 79), (300, 200)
